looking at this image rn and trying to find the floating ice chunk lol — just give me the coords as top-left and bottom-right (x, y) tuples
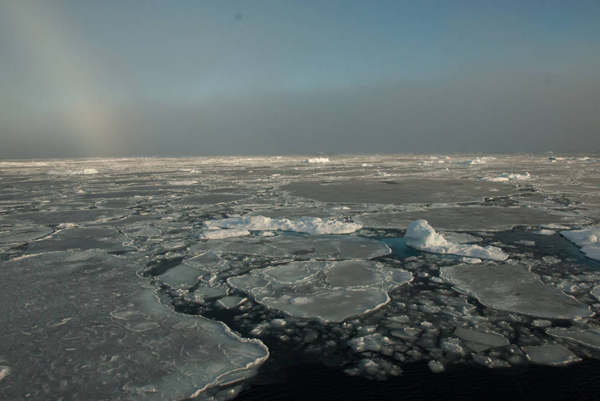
(198, 228), (251, 239)
(216, 296), (247, 309)
(47, 168), (98, 175)
(389, 327), (422, 341)
(157, 264), (206, 288)
(523, 345), (581, 366)
(441, 264), (593, 319)
(0, 226), (53, 245)
(349, 334), (385, 353)
(202, 216), (361, 235)
(440, 337), (467, 355)
(542, 256), (561, 264)
(546, 327), (600, 350)
(479, 172), (531, 182)
(0, 366), (10, 382)
(304, 157), (330, 163)
(453, 327), (510, 347)
(168, 180), (198, 186)
(326, 260), (386, 287)
(428, 360), (445, 373)
(561, 227), (600, 261)
(535, 229), (556, 236)
(404, 220), (508, 261)
(260, 289), (390, 323)
(591, 286), (600, 301)
(228, 260), (411, 322)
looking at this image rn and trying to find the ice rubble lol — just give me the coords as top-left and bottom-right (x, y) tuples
(228, 260), (412, 322)
(561, 227), (600, 261)
(0, 250), (268, 401)
(404, 220), (508, 261)
(440, 264), (593, 319)
(201, 215), (361, 236)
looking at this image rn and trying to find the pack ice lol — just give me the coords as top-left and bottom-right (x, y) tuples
(2, 153), (600, 395)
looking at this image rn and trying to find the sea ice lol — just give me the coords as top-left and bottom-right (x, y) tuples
(440, 264), (593, 319)
(404, 220), (508, 261)
(561, 227), (600, 261)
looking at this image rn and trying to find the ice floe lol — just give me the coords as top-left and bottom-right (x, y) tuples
(523, 345), (581, 366)
(228, 260), (412, 322)
(440, 263), (593, 319)
(0, 250), (268, 400)
(404, 220), (508, 261)
(546, 327), (600, 350)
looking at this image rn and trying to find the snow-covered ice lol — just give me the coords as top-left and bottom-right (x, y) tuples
(404, 220), (508, 261)
(202, 215), (361, 235)
(561, 227), (600, 261)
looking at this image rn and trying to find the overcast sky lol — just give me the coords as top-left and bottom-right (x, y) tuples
(1, 0), (599, 158)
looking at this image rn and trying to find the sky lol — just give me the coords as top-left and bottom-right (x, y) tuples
(1, 0), (599, 158)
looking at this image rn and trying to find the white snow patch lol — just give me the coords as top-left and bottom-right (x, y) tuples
(561, 227), (600, 261)
(199, 229), (251, 239)
(202, 216), (361, 235)
(304, 157), (330, 163)
(404, 220), (508, 261)
(168, 180), (198, 185)
(479, 172), (530, 182)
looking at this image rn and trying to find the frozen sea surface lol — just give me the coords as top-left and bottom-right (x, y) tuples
(1, 154), (600, 400)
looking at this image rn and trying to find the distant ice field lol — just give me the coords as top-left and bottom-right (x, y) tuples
(1, 153), (600, 400)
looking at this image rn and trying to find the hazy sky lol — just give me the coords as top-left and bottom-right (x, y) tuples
(1, 0), (599, 158)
